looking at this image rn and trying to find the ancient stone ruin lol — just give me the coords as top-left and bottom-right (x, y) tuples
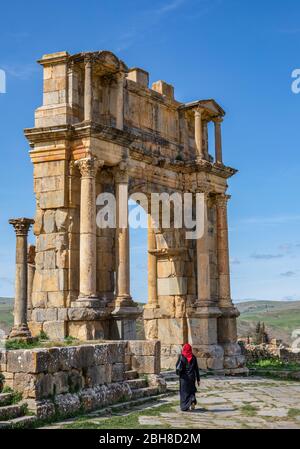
(8, 50), (245, 373)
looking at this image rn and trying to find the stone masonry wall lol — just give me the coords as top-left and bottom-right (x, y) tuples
(0, 340), (161, 401)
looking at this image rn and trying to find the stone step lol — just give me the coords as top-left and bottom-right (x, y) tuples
(0, 404), (25, 421)
(125, 370), (138, 380)
(131, 386), (159, 400)
(125, 363), (131, 371)
(0, 393), (13, 407)
(126, 378), (148, 389)
(0, 415), (37, 429)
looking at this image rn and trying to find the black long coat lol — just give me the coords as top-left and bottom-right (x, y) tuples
(176, 354), (200, 411)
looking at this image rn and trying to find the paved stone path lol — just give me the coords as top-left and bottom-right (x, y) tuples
(45, 376), (300, 429)
(146, 376), (300, 429)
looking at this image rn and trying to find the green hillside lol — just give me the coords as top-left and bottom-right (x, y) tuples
(236, 300), (300, 344)
(0, 297), (14, 334)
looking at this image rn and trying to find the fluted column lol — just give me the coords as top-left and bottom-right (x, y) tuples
(194, 108), (205, 160)
(116, 72), (125, 130)
(76, 156), (103, 301)
(115, 162), (133, 307)
(147, 213), (158, 308)
(216, 194), (232, 307)
(214, 117), (223, 164)
(9, 218), (34, 339)
(84, 56), (93, 121)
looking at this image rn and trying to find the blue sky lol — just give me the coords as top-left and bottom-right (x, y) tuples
(0, 0), (299, 302)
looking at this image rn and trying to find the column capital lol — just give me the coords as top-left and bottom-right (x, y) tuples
(9, 218), (34, 236)
(84, 53), (94, 66)
(196, 182), (211, 196)
(75, 156), (104, 178)
(114, 160), (129, 183)
(215, 193), (231, 207)
(194, 107), (205, 117)
(213, 116), (223, 124)
(115, 71), (126, 84)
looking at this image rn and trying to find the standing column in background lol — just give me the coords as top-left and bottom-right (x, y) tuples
(9, 218), (34, 340)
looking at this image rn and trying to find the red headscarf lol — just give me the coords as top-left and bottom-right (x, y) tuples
(182, 343), (193, 363)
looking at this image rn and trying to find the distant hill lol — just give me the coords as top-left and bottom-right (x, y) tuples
(236, 300), (300, 345)
(0, 297), (14, 334)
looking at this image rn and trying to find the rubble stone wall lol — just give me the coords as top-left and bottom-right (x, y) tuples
(240, 343), (300, 364)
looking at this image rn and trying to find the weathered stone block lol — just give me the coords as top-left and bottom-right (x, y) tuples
(111, 363), (125, 382)
(157, 318), (186, 344)
(7, 349), (52, 374)
(43, 210), (56, 233)
(13, 373), (37, 398)
(127, 340), (160, 357)
(85, 364), (112, 387)
(68, 369), (83, 393)
(55, 209), (69, 231)
(131, 355), (160, 374)
(157, 277), (187, 295)
(53, 371), (69, 394)
(43, 321), (66, 340)
(32, 307), (58, 322)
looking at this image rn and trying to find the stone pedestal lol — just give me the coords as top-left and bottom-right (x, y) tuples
(9, 218), (34, 340)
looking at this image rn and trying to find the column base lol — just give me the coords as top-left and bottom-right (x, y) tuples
(8, 324), (33, 341)
(72, 296), (107, 308)
(110, 303), (142, 340)
(114, 295), (135, 308)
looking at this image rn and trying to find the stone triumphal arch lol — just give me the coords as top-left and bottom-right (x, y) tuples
(18, 50), (245, 371)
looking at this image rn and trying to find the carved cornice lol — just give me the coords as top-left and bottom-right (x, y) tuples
(9, 218), (34, 236)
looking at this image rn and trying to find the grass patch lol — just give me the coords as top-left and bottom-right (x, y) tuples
(288, 408), (300, 419)
(248, 359), (300, 371)
(240, 404), (258, 417)
(4, 336), (82, 350)
(63, 402), (177, 429)
(2, 386), (23, 403)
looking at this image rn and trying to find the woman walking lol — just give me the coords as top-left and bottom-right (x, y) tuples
(176, 343), (200, 411)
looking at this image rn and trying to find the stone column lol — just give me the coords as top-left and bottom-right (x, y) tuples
(202, 120), (209, 160)
(115, 72), (125, 130)
(194, 108), (205, 160)
(115, 162), (133, 307)
(9, 218), (34, 340)
(216, 194), (231, 307)
(147, 214), (158, 308)
(84, 55), (93, 121)
(27, 244), (36, 321)
(216, 193), (245, 372)
(188, 192), (224, 370)
(214, 117), (223, 164)
(196, 191), (212, 305)
(76, 156), (103, 303)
